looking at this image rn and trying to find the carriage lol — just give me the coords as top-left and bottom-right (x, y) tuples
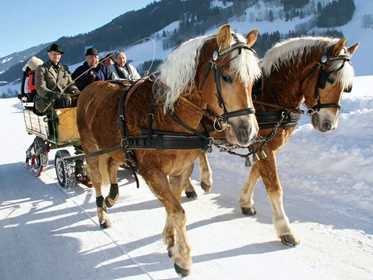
(22, 101), (90, 189)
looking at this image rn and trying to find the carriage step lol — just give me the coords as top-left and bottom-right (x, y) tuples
(23, 162), (43, 177)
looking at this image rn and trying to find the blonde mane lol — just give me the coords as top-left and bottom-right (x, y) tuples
(260, 36), (355, 90)
(158, 32), (261, 112)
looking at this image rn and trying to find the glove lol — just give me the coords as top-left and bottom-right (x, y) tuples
(46, 91), (61, 101)
(88, 71), (96, 83)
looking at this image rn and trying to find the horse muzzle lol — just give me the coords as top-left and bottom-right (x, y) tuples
(311, 112), (337, 132)
(226, 115), (259, 147)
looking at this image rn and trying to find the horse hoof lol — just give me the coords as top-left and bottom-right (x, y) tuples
(174, 263), (191, 277)
(100, 219), (111, 229)
(167, 245), (173, 258)
(185, 191), (198, 198)
(201, 182), (211, 192)
(280, 235), (300, 246)
(241, 207), (256, 216)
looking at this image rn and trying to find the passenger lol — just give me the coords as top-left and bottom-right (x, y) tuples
(107, 51), (141, 81)
(101, 52), (115, 67)
(18, 56), (44, 102)
(34, 44), (79, 113)
(72, 48), (108, 91)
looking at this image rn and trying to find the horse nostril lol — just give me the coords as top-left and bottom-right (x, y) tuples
(322, 121), (332, 131)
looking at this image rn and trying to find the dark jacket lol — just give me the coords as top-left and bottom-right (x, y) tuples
(72, 62), (108, 91)
(34, 61), (79, 112)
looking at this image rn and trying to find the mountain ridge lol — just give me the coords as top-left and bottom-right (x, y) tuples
(0, 0), (371, 93)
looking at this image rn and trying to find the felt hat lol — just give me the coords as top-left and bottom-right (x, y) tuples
(86, 48), (99, 56)
(47, 44), (64, 54)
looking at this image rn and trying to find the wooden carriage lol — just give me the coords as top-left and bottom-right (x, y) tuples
(22, 102), (89, 189)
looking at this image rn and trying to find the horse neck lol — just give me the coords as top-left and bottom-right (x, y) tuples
(170, 90), (206, 131)
(260, 47), (324, 112)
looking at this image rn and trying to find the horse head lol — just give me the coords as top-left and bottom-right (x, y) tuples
(198, 25), (261, 146)
(302, 38), (359, 132)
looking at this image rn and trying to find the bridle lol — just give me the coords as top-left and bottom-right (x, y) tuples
(199, 34), (257, 127)
(301, 46), (352, 115)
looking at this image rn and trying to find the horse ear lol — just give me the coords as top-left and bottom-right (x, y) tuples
(217, 24), (232, 51)
(331, 38), (347, 56)
(347, 42), (359, 56)
(246, 29), (259, 48)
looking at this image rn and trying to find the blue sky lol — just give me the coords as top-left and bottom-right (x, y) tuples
(0, 0), (157, 58)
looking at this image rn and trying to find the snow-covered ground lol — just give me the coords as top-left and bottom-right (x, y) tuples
(0, 74), (372, 279)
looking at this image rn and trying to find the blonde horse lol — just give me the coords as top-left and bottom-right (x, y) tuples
(77, 24), (261, 276)
(186, 36), (359, 246)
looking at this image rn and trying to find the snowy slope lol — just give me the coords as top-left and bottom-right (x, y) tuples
(0, 74), (372, 279)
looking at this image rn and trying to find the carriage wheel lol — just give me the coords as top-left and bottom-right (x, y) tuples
(34, 139), (49, 168)
(55, 150), (76, 189)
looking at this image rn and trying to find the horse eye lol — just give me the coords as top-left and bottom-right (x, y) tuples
(222, 74), (233, 83)
(327, 77), (336, 85)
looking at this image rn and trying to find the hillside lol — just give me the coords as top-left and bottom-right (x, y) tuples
(1, 0), (372, 96)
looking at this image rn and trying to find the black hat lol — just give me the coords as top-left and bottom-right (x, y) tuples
(48, 44), (64, 54)
(86, 48), (99, 56)
(105, 52), (115, 62)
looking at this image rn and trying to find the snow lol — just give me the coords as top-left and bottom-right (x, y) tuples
(0, 72), (372, 279)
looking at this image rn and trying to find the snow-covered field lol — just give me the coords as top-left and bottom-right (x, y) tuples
(0, 75), (372, 279)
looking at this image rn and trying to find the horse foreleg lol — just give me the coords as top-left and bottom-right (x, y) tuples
(167, 166), (193, 276)
(258, 153), (299, 246)
(145, 168), (192, 277)
(86, 156), (111, 229)
(105, 157), (120, 208)
(238, 162), (261, 216)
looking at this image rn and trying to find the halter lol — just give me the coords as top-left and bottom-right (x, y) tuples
(199, 34), (256, 126)
(301, 46), (351, 115)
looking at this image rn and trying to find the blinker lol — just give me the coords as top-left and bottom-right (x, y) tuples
(212, 51), (218, 61)
(320, 55), (328, 64)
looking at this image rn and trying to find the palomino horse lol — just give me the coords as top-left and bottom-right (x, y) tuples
(76, 24), (261, 276)
(185, 36), (359, 246)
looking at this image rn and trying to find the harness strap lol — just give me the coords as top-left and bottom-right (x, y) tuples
(255, 111), (302, 129)
(118, 81), (142, 188)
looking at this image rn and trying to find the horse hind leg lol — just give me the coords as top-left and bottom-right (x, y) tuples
(183, 152), (213, 198)
(105, 157), (121, 208)
(86, 156), (112, 229)
(199, 152), (212, 192)
(184, 178), (198, 198)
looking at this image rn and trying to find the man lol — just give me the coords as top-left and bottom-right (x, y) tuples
(101, 52), (115, 67)
(107, 51), (141, 81)
(34, 44), (79, 113)
(72, 47), (108, 91)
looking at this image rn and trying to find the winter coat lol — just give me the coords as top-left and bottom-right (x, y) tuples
(71, 62), (108, 91)
(107, 63), (141, 81)
(34, 61), (79, 113)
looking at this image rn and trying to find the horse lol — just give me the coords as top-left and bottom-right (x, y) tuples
(76, 24), (261, 277)
(185, 36), (359, 246)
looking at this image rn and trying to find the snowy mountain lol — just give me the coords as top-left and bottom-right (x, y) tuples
(0, 0), (372, 96)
